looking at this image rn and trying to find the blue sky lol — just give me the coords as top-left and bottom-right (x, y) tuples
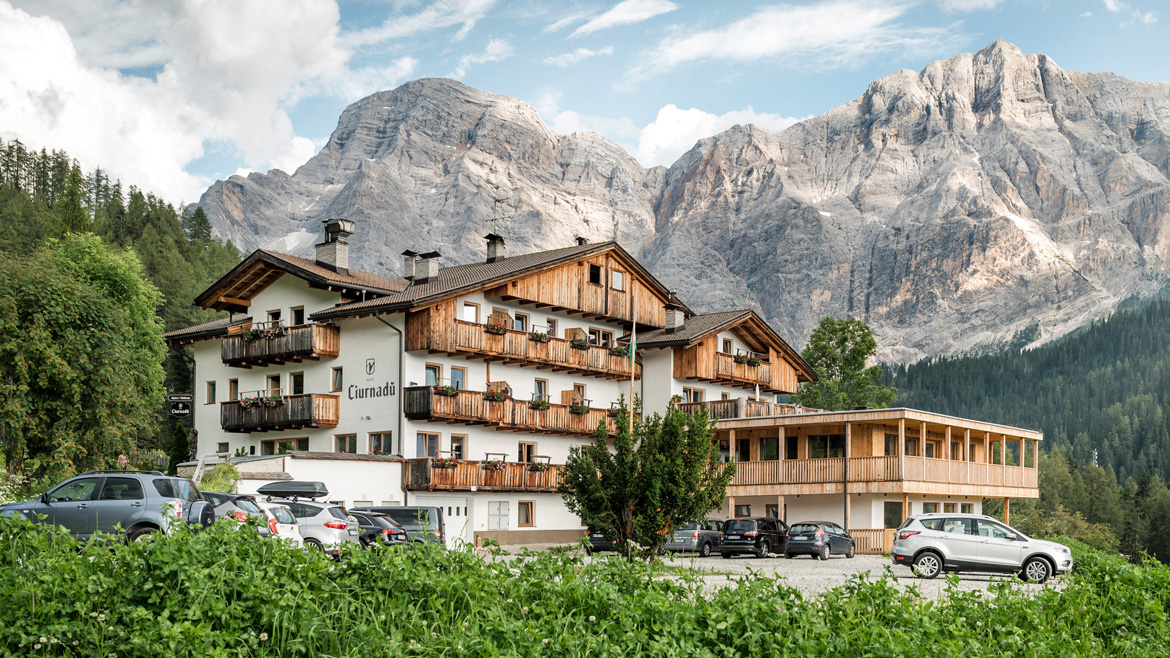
(0, 0), (1165, 203)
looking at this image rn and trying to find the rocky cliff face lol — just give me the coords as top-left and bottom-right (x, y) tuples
(197, 41), (1170, 362)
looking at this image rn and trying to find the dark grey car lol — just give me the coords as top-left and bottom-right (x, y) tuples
(351, 506), (445, 544)
(784, 521), (856, 559)
(665, 519), (724, 557)
(0, 470), (214, 541)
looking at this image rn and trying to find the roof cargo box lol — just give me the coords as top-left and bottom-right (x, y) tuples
(257, 481), (329, 500)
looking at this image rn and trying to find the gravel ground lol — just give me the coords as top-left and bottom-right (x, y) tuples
(496, 544), (1067, 600)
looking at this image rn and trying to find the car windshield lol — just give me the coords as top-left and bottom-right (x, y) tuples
(384, 508), (434, 526)
(676, 522), (699, 531)
(725, 520), (757, 533)
(789, 524), (820, 534)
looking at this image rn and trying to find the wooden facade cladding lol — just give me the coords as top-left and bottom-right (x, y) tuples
(672, 335), (798, 393)
(221, 323), (341, 368)
(403, 386), (628, 437)
(406, 307), (640, 380)
(678, 399), (810, 420)
(482, 253), (666, 326)
(403, 459), (562, 493)
(220, 394), (340, 433)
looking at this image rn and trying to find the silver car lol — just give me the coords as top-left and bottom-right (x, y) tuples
(273, 499), (359, 555)
(891, 513), (1073, 584)
(665, 519), (723, 557)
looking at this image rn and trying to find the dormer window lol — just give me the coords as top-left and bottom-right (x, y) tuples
(611, 270), (625, 291)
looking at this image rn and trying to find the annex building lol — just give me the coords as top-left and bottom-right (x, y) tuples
(168, 220), (1040, 551)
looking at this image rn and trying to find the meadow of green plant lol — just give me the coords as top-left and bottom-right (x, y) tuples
(0, 517), (1166, 657)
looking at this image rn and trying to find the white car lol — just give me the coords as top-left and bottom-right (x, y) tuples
(258, 501), (304, 549)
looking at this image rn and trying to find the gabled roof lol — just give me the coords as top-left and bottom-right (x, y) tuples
(193, 250), (408, 313)
(311, 241), (679, 322)
(164, 315), (251, 344)
(630, 309), (816, 382)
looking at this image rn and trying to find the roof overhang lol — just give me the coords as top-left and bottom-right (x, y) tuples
(716, 407), (1043, 440)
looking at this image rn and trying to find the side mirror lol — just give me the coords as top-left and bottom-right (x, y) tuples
(1005, 533), (1018, 541)
(40, 492), (50, 504)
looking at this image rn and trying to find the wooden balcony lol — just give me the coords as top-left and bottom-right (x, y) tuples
(725, 455), (1038, 495)
(678, 399), (812, 421)
(220, 393), (340, 433)
(221, 323), (340, 368)
(403, 386), (626, 436)
(403, 459), (563, 493)
(713, 352), (772, 389)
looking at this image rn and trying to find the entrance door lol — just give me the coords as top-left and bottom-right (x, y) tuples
(415, 496), (469, 549)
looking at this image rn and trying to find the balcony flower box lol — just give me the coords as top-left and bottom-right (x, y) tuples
(483, 459), (507, 472)
(529, 398), (550, 411)
(484, 323), (508, 336)
(609, 346), (628, 358)
(528, 331), (550, 343)
(242, 323), (286, 344)
(527, 462), (549, 473)
(570, 338), (590, 350)
(606, 408), (621, 418)
(432, 457), (459, 469)
(435, 385), (459, 397)
(264, 395), (284, 407)
(734, 354), (761, 367)
(568, 402), (589, 415)
(483, 391), (507, 403)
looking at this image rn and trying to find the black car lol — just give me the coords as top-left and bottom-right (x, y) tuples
(350, 506), (445, 544)
(719, 517), (789, 559)
(785, 520), (856, 559)
(349, 510), (408, 548)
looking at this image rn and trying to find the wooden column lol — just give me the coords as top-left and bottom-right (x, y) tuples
(778, 426), (786, 473)
(729, 429), (737, 461)
(1004, 497), (1011, 525)
(727, 495), (736, 519)
(945, 426), (952, 460)
(964, 429), (971, 483)
(844, 421), (851, 530)
(902, 493), (909, 522)
(897, 418), (906, 480)
(778, 494), (786, 523)
(1020, 439), (1027, 471)
(919, 422), (927, 458)
(1033, 437), (1039, 471)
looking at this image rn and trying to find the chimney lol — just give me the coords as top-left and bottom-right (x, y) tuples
(402, 250), (418, 281)
(485, 233), (506, 263)
(663, 301), (685, 334)
(575, 236), (588, 246)
(416, 251), (441, 283)
(315, 218), (355, 274)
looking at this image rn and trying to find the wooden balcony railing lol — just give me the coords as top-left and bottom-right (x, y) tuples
(714, 352), (772, 388)
(678, 399), (815, 421)
(849, 529), (896, 554)
(221, 323), (340, 368)
(403, 386), (627, 437)
(725, 456), (1037, 488)
(403, 459), (563, 492)
(220, 393), (340, 433)
(448, 320), (640, 380)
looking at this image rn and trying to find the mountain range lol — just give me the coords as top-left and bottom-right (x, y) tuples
(195, 40), (1170, 363)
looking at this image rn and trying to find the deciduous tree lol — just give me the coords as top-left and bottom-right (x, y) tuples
(790, 316), (896, 411)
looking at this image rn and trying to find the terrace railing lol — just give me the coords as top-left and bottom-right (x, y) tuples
(449, 320), (639, 380)
(403, 386), (628, 437)
(221, 323), (340, 368)
(220, 393), (340, 433)
(404, 459), (563, 493)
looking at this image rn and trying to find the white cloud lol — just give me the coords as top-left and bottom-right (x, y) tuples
(936, 0), (1003, 11)
(1135, 10), (1158, 24)
(543, 46), (614, 67)
(633, 104), (803, 167)
(1103, 0), (1126, 12)
(450, 38), (513, 78)
(0, 0), (417, 202)
(543, 11), (592, 33)
(571, 0), (678, 38)
(623, 0), (953, 86)
(349, 0), (497, 45)
(1081, 11), (1094, 17)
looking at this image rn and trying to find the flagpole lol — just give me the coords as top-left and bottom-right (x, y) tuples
(629, 317), (636, 436)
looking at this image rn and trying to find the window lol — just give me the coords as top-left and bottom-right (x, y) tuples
(545, 318), (557, 338)
(462, 302), (480, 323)
(290, 372), (305, 396)
(291, 306), (305, 326)
(99, 477), (144, 501)
(808, 434), (845, 459)
(961, 503), (974, 514)
(719, 439), (731, 463)
(765, 504), (779, 519)
(217, 442), (229, 454)
(588, 264), (602, 285)
(736, 438), (750, 462)
(266, 374), (281, 395)
(683, 387), (704, 403)
(786, 435), (798, 460)
(722, 338), (733, 354)
(335, 434), (357, 454)
(611, 270), (625, 291)
(267, 309), (281, 324)
(261, 438), (308, 455)
(227, 379), (238, 402)
(518, 441), (536, 463)
(49, 478), (100, 502)
(922, 502), (939, 514)
(951, 443), (962, 461)
(942, 518), (976, 535)
(425, 363), (441, 387)
(925, 442), (936, 458)
(206, 381), (217, 404)
(734, 505), (751, 518)
(331, 367), (343, 392)
(721, 392), (730, 400)
(977, 520), (1013, 539)
(533, 378), (548, 400)
(885, 434), (898, 457)
(905, 438), (918, 456)
(944, 503), (957, 513)
(518, 501), (534, 527)
(883, 501), (904, 529)
(514, 313), (529, 332)
(450, 367), (466, 390)
(488, 501), (509, 530)
(369, 431), (393, 455)
(760, 436), (779, 461)
(417, 432), (439, 458)
(450, 435), (466, 460)
(587, 328), (612, 347)
(573, 383), (586, 400)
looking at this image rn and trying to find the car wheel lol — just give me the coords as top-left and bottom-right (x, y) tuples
(699, 542), (711, 558)
(912, 552), (942, 579)
(784, 551), (794, 559)
(1021, 557), (1051, 584)
(305, 539), (325, 552)
(817, 545), (830, 561)
(721, 551), (733, 559)
(128, 527), (157, 543)
(846, 543), (856, 559)
(757, 540), (770, 558)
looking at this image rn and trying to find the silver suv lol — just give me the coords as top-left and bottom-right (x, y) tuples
(891, 513), (1073, 584)
(257, 481), (359, 555)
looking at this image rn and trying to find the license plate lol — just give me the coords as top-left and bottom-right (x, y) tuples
(727, 535), (739, 540)
(348, 529), (358, 536)
(793, 536), (807, 541)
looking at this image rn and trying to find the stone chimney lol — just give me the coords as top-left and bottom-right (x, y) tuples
(663, 301), (685, 334)
(485, 233), (506, 263)
(401, 250), (418, 281)
(416, 251), (441, 283)
(575, 236), (589, 246)
(315, 218), (355, 274)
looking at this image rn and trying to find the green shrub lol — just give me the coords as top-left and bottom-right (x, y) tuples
(0, 516), (1167, 656)
(197, 463), (240, 494)
(1016, 505), (1119, 553)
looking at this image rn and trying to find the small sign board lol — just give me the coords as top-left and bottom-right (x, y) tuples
(168, 394), (193, 402)
(169, 401), (192, 418)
